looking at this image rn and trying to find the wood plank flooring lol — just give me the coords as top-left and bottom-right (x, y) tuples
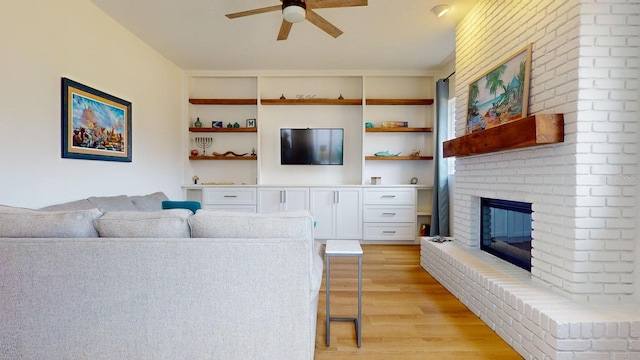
(314, 245), (523, 360)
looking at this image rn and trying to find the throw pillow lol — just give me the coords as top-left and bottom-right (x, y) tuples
(162, 200), (201, 214)
(0, 207), (103, 238)
(130, 192), (170, 211)
(93, 209), (192, 238)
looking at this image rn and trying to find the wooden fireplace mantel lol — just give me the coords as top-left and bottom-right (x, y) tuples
(443, 114), (564, 158)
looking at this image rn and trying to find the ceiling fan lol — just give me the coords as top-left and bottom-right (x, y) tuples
(225, 0), (368, 41)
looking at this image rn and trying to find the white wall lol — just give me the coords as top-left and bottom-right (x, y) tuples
(0, 0), (184, 208)
(453, 0), (639, 302)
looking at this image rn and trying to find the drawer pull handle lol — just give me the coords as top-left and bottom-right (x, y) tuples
(224, 195), (238, 198)
(382, 212), (397, 216)
(381, 195), (396, 198)
(382, 230), (396, 234)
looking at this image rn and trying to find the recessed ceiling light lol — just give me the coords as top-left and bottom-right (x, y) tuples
(431, 5), (451, 17)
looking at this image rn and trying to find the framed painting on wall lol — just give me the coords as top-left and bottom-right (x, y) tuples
(61, 77), (132, 162)
(466, 43), (532, 134)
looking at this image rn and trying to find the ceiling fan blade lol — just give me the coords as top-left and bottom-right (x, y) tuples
(225, 5), (282, 19)
(306, 0), (367, 9)
(277, 20), (293, 41)
(306, 9), (343, 38)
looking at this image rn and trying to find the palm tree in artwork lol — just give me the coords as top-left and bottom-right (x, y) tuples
(485, 65), (506, 98)
(469, 83), (479, 107)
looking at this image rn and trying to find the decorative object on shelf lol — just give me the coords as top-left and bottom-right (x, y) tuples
(212, 121), (223, 128)
(192, 175), (199, 185)
(382, 121), (408, 128)
(365, 122), (374, 128)
(191, 149), (199, 156)
(233, 122), (240, 128)
(194, 117), (202, 128)
(246, 119), (256, 128)
(371, 176), (381, 185)
(212, 151), (249, 157)
(280, 94), (286, 99)
(467, 43), (532, 134)
(409, 149), (421, 157)
(61, 77), (132, 163)
(410, 177), (418, 184)
(296, 94), (317, 99)
(251, 147), (256, 156)
(227, 123), (233, 128)
(338, 94), (344, 100)
(195, 137), (212, 156)
(374, 151), (400, 156)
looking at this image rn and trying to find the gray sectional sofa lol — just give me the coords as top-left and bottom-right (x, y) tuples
(0, 193), (323, 359)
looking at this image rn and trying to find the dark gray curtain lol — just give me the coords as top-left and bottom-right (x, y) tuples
(429, 79), (450, 236)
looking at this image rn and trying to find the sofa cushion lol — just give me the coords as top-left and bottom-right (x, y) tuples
(39, 199), (94, 211)
(0, 206), (102, 238)
(130, 192), (170, 211)
(189, 210), (314, 239)
(87, 195), (138, 212)
(93, 209), (192, 238)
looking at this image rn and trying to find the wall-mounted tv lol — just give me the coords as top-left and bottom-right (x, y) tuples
(280, 128), (344, 165)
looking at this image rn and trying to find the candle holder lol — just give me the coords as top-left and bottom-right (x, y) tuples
(195, 137), (212, 156)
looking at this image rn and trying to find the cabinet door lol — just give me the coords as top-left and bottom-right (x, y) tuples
(257, 188), (283, 214)
(310, 189), (336, 239)
(335, 188), (362, 239)
(282, 188), (309, 212)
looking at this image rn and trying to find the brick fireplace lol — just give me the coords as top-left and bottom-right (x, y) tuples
(421, 0), (639, 358)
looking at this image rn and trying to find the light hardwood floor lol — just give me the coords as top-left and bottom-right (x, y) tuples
(314, 245), (523, 360)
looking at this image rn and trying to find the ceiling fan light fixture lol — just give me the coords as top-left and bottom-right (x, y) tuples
(431, 4), (450, 17)
(282, 0), (306, 23)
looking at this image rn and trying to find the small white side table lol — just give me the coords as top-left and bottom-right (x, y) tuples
(325, 239), (363, 348)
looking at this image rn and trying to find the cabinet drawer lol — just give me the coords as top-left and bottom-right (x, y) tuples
(363, 223), (416, 241)
(203, 188), (257, 205)
(363, 188), (415, 205)
(363, 205), (415, 222)
(202, 204), (257, 213)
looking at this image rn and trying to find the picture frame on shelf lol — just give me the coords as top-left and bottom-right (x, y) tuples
(246, 118), (256, 128)
(61, 77), (132, 162)
(466, 43), (532, 134)
(212, 121), (223, 128)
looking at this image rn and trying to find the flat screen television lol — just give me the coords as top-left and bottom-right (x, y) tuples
(280, 128), (344, 165)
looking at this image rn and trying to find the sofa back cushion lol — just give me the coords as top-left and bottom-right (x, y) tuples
(189, 210), (314, 239)
(93, 209), (192, 238)
(0, 206), (102, 238)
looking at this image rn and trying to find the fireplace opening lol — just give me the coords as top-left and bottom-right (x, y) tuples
(480, 198), (532, 271)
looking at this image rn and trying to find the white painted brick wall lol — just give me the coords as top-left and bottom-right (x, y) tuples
(453, 0), (639, 302)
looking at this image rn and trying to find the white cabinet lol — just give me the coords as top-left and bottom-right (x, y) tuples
(202, 187), (257, 213)
(363, 187), (416, 241)
(258, 187), (309, 213)
(310, 188), (362, 240)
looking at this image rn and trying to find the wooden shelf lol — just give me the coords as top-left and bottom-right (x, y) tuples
(261, 98), (362, 105)
(366, 127), (432, 133)
(189, 127), (257, 133)
(443, 114), (564, 158)
(366, 99), (434, 105)
(189, 98), (257, 105)
(365, 156), (434, 161)
(189, 155), (257, 160)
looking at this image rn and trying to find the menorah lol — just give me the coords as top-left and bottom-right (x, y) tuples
(195, 137), (212, 156)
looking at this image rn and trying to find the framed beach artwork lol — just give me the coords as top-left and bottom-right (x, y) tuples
(466, 44), (532, 134)
(61, 78), (132, 162)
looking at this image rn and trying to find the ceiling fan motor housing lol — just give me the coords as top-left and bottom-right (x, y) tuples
(282, 0), (306, 23)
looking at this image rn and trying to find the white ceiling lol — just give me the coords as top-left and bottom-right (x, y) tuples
(89, 0), (477, 72)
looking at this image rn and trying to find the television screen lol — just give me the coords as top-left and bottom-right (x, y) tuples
(280, 128), (344, 165)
